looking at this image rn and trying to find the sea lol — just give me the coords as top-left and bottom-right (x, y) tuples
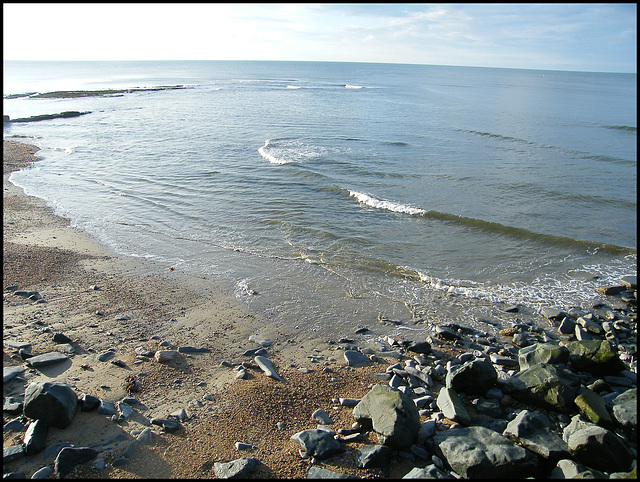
(3, 60), (637, 339)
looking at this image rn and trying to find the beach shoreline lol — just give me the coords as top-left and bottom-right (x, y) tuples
(3, 139), (440, 478)
(4, 139), (636, 479)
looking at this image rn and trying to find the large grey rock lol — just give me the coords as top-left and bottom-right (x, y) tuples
(213, 457), (259, 478)
(306, 466), (358, 478)
(3, 365), (25, 383)
(503, 363), (580, 412)
(518, 343), (569, 370)
(445, 357), (497, 396)
(23, 382), (78, 429)
(353, 384), (421, 449)
(402, 465), (451, 478)
(567, 425), (634, 472)
(354, 444), (392, 469)
(254, 355), (283, 381)
(54, 447), (99, 478)
(25, 352), (69, 368)
(428, 426), (538, 479)
(502, 410), (569, 462)
(565, 340), (625, 376)
(344, 350), (370, 367)
(292, 429), (342, 459)
(436, 387), (470, 425)
(611, 388), (636, 432)
(549, 459), (606, 479)
(573, 388), (615, 428)
(23, 419), (49, 455)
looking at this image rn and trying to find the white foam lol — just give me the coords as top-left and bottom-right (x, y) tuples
(348, 190), (426, 216)
(286, 85), (301, 89)
(258, 139), (289, 165)
(345, 84), (364, 89)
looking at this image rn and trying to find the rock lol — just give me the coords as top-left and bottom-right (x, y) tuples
(151, 418), (180, 433)
(177, 346), (210, 353)
(54, 447), (99, 478)
(79, 394), (100, 411)
(404, 366), (433, 387)
(122, 441), (137, 458)
(170, 408), (188, 421)
(25, 352), (69, 368)
(112, 457), (130, 466)
(97, 351), (115, 362)
(154, 350), (178, 363)
(503, 363), (580, 412)
(3, 445), (24, 464)
(577, 316), (603, 335)
(402, 465), (451, 478)
(549, 458), (605, 479)
(234, 442), (254, 451)
(3, 396), (23, 414)
(92, 458), (105, 470)
(23, 419), (49, 455)
(436, 387), (471, 426)
(213, 457), (259, 479)
(3, 340), (32, 351)
(291, 429), (343, 459)
(30, 467), (54, 479)
(248, 335), (272, 347)
(407, 341), (431, 354)
(435, 325), (460, 340)
(427, 426), (538, 478)
(4, 418), (25, 433)
(312, 409), (333, 425)
(540, 307), (568, 321)
(567, 425), (634, 472)
(97, 400), (116, 416)
(596, 285), (626, 296)
(306, 466), (358, 478)
(518, 342), (569, 370)
(502, 410), (569, 462)
(353, 384), (421, 449)
(118, 401), (134, 419)
(254, 355), (283, 381)
(558, 317), (576, 335)
(354, 444), (393, 469)
(3, 365), (25, 383)
(611, 388), (636, 432)
(343, 350), (370, 367)
(565, 340), (625, 376)
(445, 357), (497, 396)
(52, 333), (73, 344)
(114, 314), (130, 321)
(23, 382), (78, 429)
(620, 275), (637, 289)
(137, 427), (154, 445)
(573, 388), (615, 428)
(339, 398), (361, 407)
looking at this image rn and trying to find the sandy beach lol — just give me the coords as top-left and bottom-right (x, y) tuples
(4, 139), (455, 478)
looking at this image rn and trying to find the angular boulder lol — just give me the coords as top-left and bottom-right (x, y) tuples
(518, 342), (569, 370)
(354, 444), (393, 469)
(502, 410), (569, 462)
(428, 426), (538, 478)
(54, 447), (99, 478)
(573, 388), (615, 428)
(503, 363), (580, 412)
(436, 387), (470, 425)
(23, 382), (78, 429)
(445, 357), (497, 396)
(567, 425), (634, 473)
(565, 340), (625, 376)
(353, 384), (421, 449)
(291, 429), (342, 459)
(23, 419), (49, 455)
(611, 388), (637, 432)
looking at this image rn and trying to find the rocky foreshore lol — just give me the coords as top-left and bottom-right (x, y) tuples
(2, 139), (637, 479)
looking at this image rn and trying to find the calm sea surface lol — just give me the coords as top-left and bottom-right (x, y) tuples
(4, 60), (637, 337)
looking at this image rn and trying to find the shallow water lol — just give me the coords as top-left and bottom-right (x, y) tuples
(4, 60), (636, 337)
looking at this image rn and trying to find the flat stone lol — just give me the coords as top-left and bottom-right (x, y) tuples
(97, 351), (115, 362)
(306, 466), (358, 479)
(3, 366), (25, 383)
(97, 400), (116, 416)
(213, 457), (259, 479)
(248, 335), (272, 347)
(23, 419), (49, 455)
(3, 340), (32, 351)
(137, 427), (154, 445)
(291, 429), (343, 459)
(54, 447), (99, 478)
(343, 350), (370, 367)
(3, 445), (24, 464)
(25, 352), (69, 368)
(254, 355), (283, 381)
(312, 409), (333, 425)
(23, 382), (78, 429)
(436, 387), (471, 425)
(177, 346), (210, 353)
(154, 350), (178, 363)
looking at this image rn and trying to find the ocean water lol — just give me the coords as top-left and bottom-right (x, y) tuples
(4, 60), (637, 338)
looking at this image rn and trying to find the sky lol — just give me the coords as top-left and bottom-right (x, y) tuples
(3, 3), (637, 73)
